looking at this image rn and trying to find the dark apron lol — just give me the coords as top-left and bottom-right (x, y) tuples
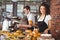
(38, 15), (48, 33)
(27, 26), (34, 31)
(26, 17), (34, 31)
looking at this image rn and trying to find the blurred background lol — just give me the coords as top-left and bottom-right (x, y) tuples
(0, 0), (50, 23)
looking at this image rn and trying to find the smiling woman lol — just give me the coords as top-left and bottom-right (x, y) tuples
(37, 2), (51, 34)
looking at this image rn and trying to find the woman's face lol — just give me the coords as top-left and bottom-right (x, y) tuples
(40, 6), (46, 14)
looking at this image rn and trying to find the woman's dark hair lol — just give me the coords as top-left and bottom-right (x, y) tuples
(39, 2), (50, 15)
(24, 6), (30, 11)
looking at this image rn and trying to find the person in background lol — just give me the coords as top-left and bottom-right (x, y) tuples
(37, 2), (51, 33)
(7, 13), (13, 18)
(2, 17), (9, 31)
(2, 9), (7, 21)
(19, 6), (36, 31)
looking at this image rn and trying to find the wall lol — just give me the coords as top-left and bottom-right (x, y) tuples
(50, 0), (60, 40)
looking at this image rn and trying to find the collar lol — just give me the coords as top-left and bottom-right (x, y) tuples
(27, 12), (31, 18)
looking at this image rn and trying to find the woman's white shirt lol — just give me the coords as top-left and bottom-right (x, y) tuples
(38, 15), (51, 25)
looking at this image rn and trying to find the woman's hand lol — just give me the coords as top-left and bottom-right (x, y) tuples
(44, 29), (49, 34)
